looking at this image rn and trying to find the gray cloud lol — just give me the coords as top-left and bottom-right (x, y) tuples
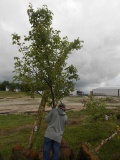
(0, 0), (120, 93)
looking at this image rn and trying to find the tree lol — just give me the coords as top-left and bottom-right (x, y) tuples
(0, 81), (9, 91)
(84, 97), (109, 122)
(12, 4), (83, 148)
(9, 82), (16, 91)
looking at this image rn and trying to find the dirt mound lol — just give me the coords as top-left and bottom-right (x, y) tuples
(112, 153), (120, 160)
(9, 140), (74, 160)
(0, 153), (4, 160)
(4, 142), (103, 160)
(38, 140), (74, 160)
(77, 143), (99, 160)
(9, 144), (39, 160)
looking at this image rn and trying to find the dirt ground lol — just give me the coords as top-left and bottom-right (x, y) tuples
(0, 97), (84, 114)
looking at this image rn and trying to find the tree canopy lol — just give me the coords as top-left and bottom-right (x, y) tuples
(12, 4), (83, 107)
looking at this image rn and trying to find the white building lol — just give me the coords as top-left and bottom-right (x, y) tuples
(92, 87), (120, 96)
(70, 89), (84, 96)
(70, 89), (78, 96)
(14, 88), (20, 92)
(6, 86), (9, 91)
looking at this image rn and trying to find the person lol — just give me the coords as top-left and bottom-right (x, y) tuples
(43, 103), (67, 160)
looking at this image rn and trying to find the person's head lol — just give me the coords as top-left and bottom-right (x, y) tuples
(58, 103), (66, 111)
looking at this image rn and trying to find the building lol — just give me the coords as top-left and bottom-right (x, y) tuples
(14, 87), (20, 92)
(70, 89), (84, 96)
(6, 86), (9, 91)
(92, 87), (120, 96)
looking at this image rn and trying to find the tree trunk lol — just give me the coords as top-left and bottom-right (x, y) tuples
(28, 92), (48, 149)
(95, 131), (118, 152)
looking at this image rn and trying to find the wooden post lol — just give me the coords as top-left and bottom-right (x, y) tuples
(28, 92), (48, 149)
(95, 131), (119, 152)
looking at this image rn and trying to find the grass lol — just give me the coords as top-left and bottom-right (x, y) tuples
(0, 91), (29, 98)
(0, 110), (120, 160)
(0, 114), (35, 129)
(98, 138), (120, 160)
(0, 91), (41, 98)
(0, 94), (120, 159)
(64, 114), (120, 159)
(0, 114), (38, 159)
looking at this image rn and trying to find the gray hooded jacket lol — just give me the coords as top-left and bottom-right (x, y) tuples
(44, 108), (67, 143)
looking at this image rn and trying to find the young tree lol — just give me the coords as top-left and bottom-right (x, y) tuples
(12, 4), (83, 148)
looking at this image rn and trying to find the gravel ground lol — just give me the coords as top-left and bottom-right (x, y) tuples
(0, 98), (84, 114)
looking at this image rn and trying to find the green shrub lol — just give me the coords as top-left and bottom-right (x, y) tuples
(84, 97), (109, 122)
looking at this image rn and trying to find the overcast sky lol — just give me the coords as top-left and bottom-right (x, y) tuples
(0, 0), (120, 93)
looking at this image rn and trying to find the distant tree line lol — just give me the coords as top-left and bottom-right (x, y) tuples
(0, 81), (32, 92)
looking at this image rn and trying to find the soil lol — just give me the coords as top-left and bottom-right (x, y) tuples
(0, 97), (84, 114)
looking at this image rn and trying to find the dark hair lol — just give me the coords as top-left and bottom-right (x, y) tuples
(58, 103), (66, 108)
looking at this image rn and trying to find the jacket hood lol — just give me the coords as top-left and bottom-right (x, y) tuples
(57, 108), (66, 116)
